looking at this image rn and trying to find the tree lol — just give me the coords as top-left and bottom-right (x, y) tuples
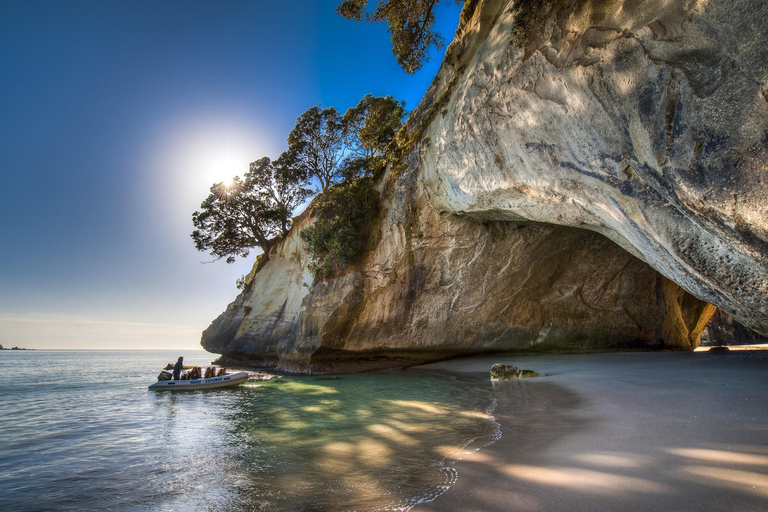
(191, 152), (311, 264)
(336, 0), (460, 73)
(338, 94), (406, 180)
(342, 94), (406, 160)
(245, 153), (313, 234)
(191, 177), (276, 264)
(287, 106), (344, 193)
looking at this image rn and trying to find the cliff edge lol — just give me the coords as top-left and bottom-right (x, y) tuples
(203, 0), (768, 372)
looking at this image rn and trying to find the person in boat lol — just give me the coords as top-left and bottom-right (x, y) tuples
(172, 356), (183, 380)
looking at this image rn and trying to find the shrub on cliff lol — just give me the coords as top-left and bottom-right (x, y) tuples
(299, 95), (404, 277)
(192, 94), (403, 279)
(300, 177), (380, 277)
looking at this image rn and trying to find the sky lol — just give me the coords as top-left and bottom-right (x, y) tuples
(0, 0), (463, 350)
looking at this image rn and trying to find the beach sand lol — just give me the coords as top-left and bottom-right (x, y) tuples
(412, 349), (768, 512)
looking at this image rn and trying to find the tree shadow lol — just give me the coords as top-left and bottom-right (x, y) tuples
(153, 372), (500, 511)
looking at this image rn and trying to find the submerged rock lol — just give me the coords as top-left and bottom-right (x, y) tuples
(491, 364), (520, 380)
(490, 364), (545, 380)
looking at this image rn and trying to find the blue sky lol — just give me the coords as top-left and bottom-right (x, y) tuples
(0, 0), (463, 349)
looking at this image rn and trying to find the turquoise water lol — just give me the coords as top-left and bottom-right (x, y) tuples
(0, 350), (498, 511)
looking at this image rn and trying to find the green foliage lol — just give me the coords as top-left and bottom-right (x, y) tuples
(300, 178), (380, 277)
(191, 176), (272, 264)
(342, 94), (406, 159)
(336, 0), (461, 74)
(193, 93), (403, 279)
(297, 95), (402, 276)
(340, 94), (406, 181)
(246, 154), (313, 234)
(191, 151), (311, 264)
(288, 106), (344, 193)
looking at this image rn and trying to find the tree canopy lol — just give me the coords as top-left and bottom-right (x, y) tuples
(336, 0), (461, 73)
(192, 95), (405, 275)
(342, 94), (406, 160)
(191, 152), (311, 263)
(246, 154), (313, 234)
(287, 106), (344, 193)
(288, 97), (406, 189)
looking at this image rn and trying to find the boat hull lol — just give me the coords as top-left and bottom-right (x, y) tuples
(148, 371), (249, 391)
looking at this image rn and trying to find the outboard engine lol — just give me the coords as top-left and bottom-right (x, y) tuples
(157, 370), (172, 381)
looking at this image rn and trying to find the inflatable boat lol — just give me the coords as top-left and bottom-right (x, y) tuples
(148, 371), (249, 391)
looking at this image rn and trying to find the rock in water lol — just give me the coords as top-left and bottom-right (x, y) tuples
(490, 364), (545, 380)
(490, 364), (520, 380)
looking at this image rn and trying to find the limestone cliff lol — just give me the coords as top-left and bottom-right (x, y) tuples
(203, 0), (767, 372)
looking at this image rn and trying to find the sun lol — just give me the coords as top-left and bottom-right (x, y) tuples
(202, 153), (245, 189)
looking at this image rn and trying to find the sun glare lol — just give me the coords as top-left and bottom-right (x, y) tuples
(155, 118), (273, 230)
(203, 153), (246, 189)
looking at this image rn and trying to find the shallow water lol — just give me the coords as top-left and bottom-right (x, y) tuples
(0, 350), (498, 511)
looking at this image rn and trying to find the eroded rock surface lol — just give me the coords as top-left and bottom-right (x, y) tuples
(421, 0), (768, 333)
(703, 310), (768, 346)
(202, 0), (768, 371)
(204, 156), (715, 372)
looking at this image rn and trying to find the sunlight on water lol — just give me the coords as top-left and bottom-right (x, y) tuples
(0, 351), (498, 511)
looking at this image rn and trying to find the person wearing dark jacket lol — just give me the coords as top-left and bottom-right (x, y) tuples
(173, 357), (183, 380)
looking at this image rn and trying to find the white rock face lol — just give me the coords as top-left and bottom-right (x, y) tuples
(420, 0), (768, 334)
(201, 215), (314, 367)
(202, 0), (768, 370)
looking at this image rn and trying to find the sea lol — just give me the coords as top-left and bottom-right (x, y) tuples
(0, 350), (499, 511)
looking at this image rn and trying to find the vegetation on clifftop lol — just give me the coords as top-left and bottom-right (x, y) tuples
(191, 94), (404, 282)
(336, 0), (462, 73)
(300, 178), (381, 277)
(191, 2), (463, 282)
(300, 95), (403, 277)
(191, 154), (312, 264)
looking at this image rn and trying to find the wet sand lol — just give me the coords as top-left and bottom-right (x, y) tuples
(412, 350), (768, 512)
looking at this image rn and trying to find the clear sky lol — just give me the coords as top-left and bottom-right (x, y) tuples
(0, 0), (463, 350)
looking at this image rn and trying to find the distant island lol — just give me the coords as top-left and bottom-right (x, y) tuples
(0, 345), (32, 350)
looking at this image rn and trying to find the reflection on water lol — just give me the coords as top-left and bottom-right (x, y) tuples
(152, 373), (498, 511)
(0, 351), (498, 512)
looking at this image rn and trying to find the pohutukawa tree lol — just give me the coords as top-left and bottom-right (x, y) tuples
(246, 153), (313, 235)
(192, 94), (405, 270)
(288, 106), (344, 193)
(336, 0), (461, 73)
(342, 94), (406, 160)
(191, 152), (311, 263)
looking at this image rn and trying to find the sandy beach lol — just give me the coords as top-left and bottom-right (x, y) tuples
(413, 349), (768, 512)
